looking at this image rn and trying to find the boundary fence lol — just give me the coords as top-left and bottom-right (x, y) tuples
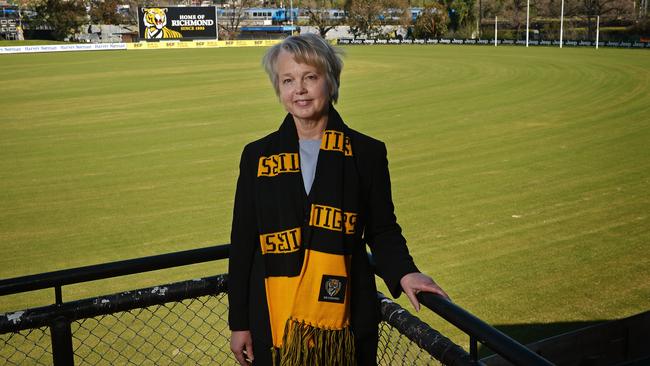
(0, 39), (281, 54)
(0, 245), (554, 365)
(2, 36), (649, 55)
(337, 37), (650, 49)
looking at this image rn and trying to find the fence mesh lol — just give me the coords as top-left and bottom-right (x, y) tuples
(2, 289), (443, 365)
(72, 293), (233, 365)
(1, 326), (52, 365)
(378, 321), (442, 366)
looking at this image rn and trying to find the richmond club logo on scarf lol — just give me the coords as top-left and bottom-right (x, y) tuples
(319, 275), (347, 303)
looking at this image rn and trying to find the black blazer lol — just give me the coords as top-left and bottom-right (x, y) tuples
(228, 122), (419, 365)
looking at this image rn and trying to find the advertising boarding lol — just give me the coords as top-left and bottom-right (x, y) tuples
(138, 6), (217, 41)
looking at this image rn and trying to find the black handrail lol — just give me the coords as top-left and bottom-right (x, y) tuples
(0, 275), (228, 333)
(0, 245), (230, 297)
(1, 244), (554, 366)
(417, 292), (554, 366)
(378, 292), (478, 366)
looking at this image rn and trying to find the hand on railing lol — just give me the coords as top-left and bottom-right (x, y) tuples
(400, 272), (450, 312)
(415, 291), (555, 366)
(230, 330), (254, 365)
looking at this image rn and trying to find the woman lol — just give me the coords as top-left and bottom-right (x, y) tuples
(228, 34), (449, 366)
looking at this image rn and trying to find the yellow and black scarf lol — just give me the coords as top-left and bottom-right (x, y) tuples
(256, 107), (359, 366)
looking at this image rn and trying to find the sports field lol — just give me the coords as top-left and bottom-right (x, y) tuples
(1, 45), (649, 350)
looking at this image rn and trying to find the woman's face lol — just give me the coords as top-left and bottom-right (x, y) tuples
(276, 50), (330, 125)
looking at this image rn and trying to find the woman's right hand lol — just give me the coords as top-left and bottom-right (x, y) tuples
(230, 330), (254, 365)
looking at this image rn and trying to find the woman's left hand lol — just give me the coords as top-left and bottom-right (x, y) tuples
(400, 272), (451, 312)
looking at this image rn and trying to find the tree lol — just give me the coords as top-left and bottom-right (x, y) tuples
(219, 0), (255, 40)
(505, 0), (526, 38)
(345, 0), (409, 38)
(345, 0), (385, 37)
(638, 0), (648, 19)
(385, 0), (413, 27)
(534, 0), (561, 17)
(302, 0), (346, 38)
(574, 0), (633, 39)
(441, 0), (477, 35)
(413, 2), (449, 38)
(481, 0), (509, 17)
(30, 0), (87, 40)
(89, 0), (126, 25)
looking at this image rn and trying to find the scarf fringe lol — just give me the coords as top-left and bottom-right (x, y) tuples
(272, 318), (356, 366)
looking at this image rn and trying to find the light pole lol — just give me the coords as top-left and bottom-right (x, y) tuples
(495, 16), (498, 46)
(526, 0), (530, 47)
(560, 0), (564, 48)
(596, 15), (600, 49)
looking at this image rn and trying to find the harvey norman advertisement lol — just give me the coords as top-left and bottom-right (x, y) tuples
(138, 7), (217, 41)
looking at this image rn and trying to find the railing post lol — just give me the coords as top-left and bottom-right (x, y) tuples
(51, 315), (74, 366)
(470, 335), (479, 361)
(55, 285), (63, 304)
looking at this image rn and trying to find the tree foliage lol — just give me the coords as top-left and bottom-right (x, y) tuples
(30, 0), (87, 40)
(506, 0), (526, 38)
(302, 0), (346, 37)
(345, 0), (385, 37)
(413, 2), (449, 38)
(219, 0), (256, 39)
(89, 0), (126, 25)
(345, 0), (409, 37)
(572, 0), (634, 38)
(387, 0), (413, 26)
(448, 0), (477, 32)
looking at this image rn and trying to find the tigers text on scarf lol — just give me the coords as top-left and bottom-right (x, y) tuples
(256, 107), (360, 366)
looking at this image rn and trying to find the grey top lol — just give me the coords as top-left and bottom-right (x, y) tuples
(299, 139), (321, 195)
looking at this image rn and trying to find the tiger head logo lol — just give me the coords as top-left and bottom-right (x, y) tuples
(326, 278), (342, 297)
(143, 8), (168, 32)
(142, 8), (182, 39)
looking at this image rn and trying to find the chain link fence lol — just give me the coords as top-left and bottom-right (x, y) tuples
(378, 321), (441, 365)
(1, 326), (52, 365)
(2, 276), (469, 365)
(72, 294), (232, 365)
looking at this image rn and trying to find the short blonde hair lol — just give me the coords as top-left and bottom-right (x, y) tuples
(262, 34), (344, 103)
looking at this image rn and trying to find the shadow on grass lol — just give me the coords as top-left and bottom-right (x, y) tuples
(478, 311), (650, 365)
(478, 320), (606, 358)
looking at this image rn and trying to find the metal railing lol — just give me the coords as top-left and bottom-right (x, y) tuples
(416, 292), (552, 366)
(0, 244), (553, 365)
(0, 246), (230, 302)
